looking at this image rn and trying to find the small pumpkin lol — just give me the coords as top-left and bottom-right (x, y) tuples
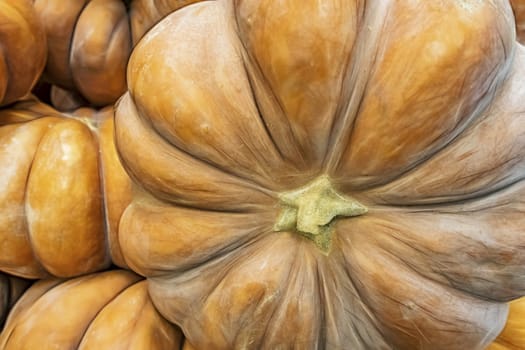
(0, 273), (30, 329)
(511, 0), (525, 44)
(0, 98), (131, 278)
(33, 0), (204, 106)
(0, 270), (183, 349)
(488, 297), (525, 350)
(0, 0), (46, 106)
(115, 1), (525, 349)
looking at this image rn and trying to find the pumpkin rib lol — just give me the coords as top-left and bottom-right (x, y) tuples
(367, 177), (525, 214)
(254, 239), (303, 349)
(231, 11), (309, 169)
(0, 271), (143, 348)
(127, 3), (291, 192)
(238, 56), (286, 163)
(74, 278), (144, 348)
(324, 1), (390, 173)
(0, 0), (46, 106)
(19, 120), (52, 278)
(362, 44), (525, 207)
(0, 119), (57, 278)
(233, 0), (358, 169)
(340, 230), (507, 349)
(95, 109), (130, 268)
(332, 0), (515, 192)
(70, 0), (130, 105)
(115, 93), (275, 211)
(337, 244), (391, 347)
(353, 205), (525, 302)
(118, 199), (275, 277)
(77, 280), (171, 349)
(15, 120), (62, 278)
(64, 0), (90, 89)
(25, 119), (108, 277)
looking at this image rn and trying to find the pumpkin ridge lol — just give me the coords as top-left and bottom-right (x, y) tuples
(115, 94), (276, 208)
(18, 119), (55, 278)
(324, 1), (391, 174)
(77, 277), (144, 349)
(232, 13), (310, 168)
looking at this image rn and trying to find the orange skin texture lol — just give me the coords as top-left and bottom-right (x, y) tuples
(511, 0), (525, 44)
(0, 98), (132, 278)
(0, 270), (183, 349)
(33, 0), (204, 106)
(0, 0), (46, 106)
(116, 1), (525, 349)
(488, 297), (525, 350)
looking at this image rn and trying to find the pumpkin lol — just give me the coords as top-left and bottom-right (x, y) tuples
(488, 297), (525, 350)
(33, 0), (204, 107)
(511, 0), (525, 44)
(0, 273), (30, 329)
(0, 0), (46, 106)
(0, 98), (131, 278)
(114, 1), (525, 349)
(0, 270), (183, 349)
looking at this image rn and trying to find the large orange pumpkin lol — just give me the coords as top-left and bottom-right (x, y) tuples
(115, 1), (525, 349)
(33, 0), (203, 106)
(0, 270), (183, 349)
(0, 0), (46, 106)
(0, 98), (131, 278)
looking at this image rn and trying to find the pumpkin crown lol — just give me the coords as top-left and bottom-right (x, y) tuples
(273, 175), (367, 253)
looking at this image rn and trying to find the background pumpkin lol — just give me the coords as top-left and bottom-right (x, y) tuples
(0, 0), (46, 106)
(0, 273), (30, 329)
(488, 297), (525, 350)
(511, 0), (525, 43)
(115, 1), (525, 349)
(32, 0), (204, 107)
(0, 98), (131, 278)
(0, 270), (183, 349)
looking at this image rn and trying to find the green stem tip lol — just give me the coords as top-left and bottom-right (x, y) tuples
(273, 175), (367, 254)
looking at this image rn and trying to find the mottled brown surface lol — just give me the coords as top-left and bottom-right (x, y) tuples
(0, 270), (183, 349)
(115, 1), (525, 349)
(33, 0), (204, 106)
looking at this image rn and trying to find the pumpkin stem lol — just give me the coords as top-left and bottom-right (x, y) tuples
(273, 175), (367, 254)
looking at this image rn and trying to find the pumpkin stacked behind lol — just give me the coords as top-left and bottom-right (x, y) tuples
(0, 273), (31, 329)
(0, 270), (183, 349)
(0, 98), (132, 278)
(489, 297), (525, 350)
(33, 0), (204, 107)
(0, 0), (46, 106)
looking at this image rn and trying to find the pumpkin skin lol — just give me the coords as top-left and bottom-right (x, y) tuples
(33, 0), (204, 106)
(488, 297), (525, 350)
(511, 0), (525, 44)
(0, 98), (131, 278)
(0, 270), (183, 349)
(0, 0), (46, 106)
(0, 273), (30, 329)
(115, 1), (525, 349)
